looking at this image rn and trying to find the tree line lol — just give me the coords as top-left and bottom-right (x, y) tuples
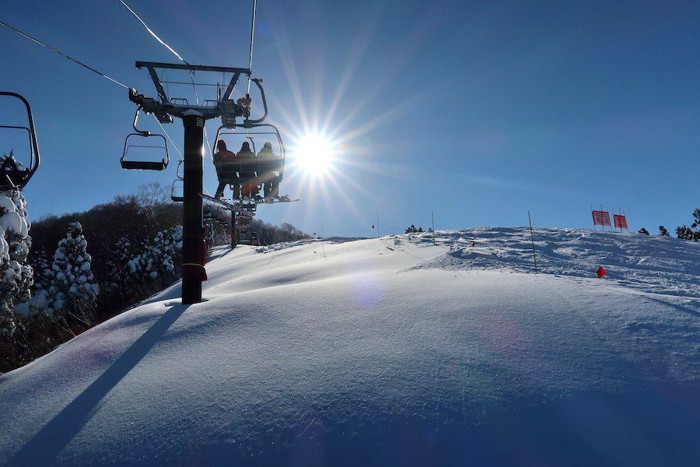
(637, 209), (700, 240)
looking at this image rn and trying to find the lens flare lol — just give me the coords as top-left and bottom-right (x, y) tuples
(291, 133), (337, 176)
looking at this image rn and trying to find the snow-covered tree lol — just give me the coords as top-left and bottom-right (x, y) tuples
(658, 226), (670, 237)
(0, 190), (33, 335)
(18, 247), (55, 316)
(129, 226), (183, 281)
(48, 222), (98, 325)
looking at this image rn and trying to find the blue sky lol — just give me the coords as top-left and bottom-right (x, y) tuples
(1, 0), (699, 237)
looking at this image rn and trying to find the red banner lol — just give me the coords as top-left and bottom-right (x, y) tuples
(592, 210), (611, 227)
(614, 214), (628, 229)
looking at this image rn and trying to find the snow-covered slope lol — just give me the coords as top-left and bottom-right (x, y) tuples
(1, 228), (699, 466)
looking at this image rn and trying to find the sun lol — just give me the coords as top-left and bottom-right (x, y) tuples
(291, 132), (338, 177)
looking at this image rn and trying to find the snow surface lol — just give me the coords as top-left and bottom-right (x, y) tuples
(1, 228), (699, 465)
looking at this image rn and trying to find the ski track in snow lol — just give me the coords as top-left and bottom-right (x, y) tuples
(1, 227), (699, 466)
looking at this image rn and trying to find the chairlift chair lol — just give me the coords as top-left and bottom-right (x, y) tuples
(170, 160), (184, 202)
(0, 92), (41, 190)
(212, 124), (285, 199)
(121, 107), (169, 171)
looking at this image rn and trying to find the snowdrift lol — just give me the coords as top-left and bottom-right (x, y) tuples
(1, 228), (699, 466)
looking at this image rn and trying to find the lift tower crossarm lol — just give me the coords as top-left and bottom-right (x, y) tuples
(132, 62), (253, 123)
(135, 61), (251, 101)
(135, 62), (251, 74)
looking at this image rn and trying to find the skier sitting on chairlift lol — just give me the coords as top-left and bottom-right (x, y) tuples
(214, 140), (236, 198)
(237, 141), (259, 198)
(257, 141), (280, 200)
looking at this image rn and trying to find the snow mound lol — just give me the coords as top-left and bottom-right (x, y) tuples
(1, 228), (699, 466)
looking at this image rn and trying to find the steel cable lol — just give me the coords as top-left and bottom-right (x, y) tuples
(0, 19), (130, 89)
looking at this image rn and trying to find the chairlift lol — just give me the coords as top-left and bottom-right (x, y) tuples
(212, 124), (285, 200)
(120, 107), (169, 171)
(0, 92), (41, 190)
(170, 160), (184, 202)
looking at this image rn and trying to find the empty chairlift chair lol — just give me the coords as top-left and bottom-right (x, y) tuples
(120, 108), (169, 171)
(0, 91), (41, 191)
(170, 161), (184, 202)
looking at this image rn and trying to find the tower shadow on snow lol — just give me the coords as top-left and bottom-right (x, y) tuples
(7, 304), (190, 466)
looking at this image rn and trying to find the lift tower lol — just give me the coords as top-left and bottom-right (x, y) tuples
(127, 62), (254, 304)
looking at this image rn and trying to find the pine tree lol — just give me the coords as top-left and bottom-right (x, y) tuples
(48, 222), (98, 326)
(676, 225), (695, 241)
(638, 228), (649, 235)
(658, 225), (670, 237)
(691, 209), (700, 230)
(29, 248), (52, 291)
(674, 208), (700, 241)
(0, 190), (33, 335)
(20, 247), (54, 315)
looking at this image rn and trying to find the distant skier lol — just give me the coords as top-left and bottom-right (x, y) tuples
(596, 266), (606, 278)
(418, 227), (423, 233)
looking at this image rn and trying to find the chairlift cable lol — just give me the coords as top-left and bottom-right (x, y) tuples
(154, 116), (183, 160)
(117, 0), (192, 69)
(0, 19), (130, 89)
(203, 126), (214, 161)
(246, 0), (258, 96)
